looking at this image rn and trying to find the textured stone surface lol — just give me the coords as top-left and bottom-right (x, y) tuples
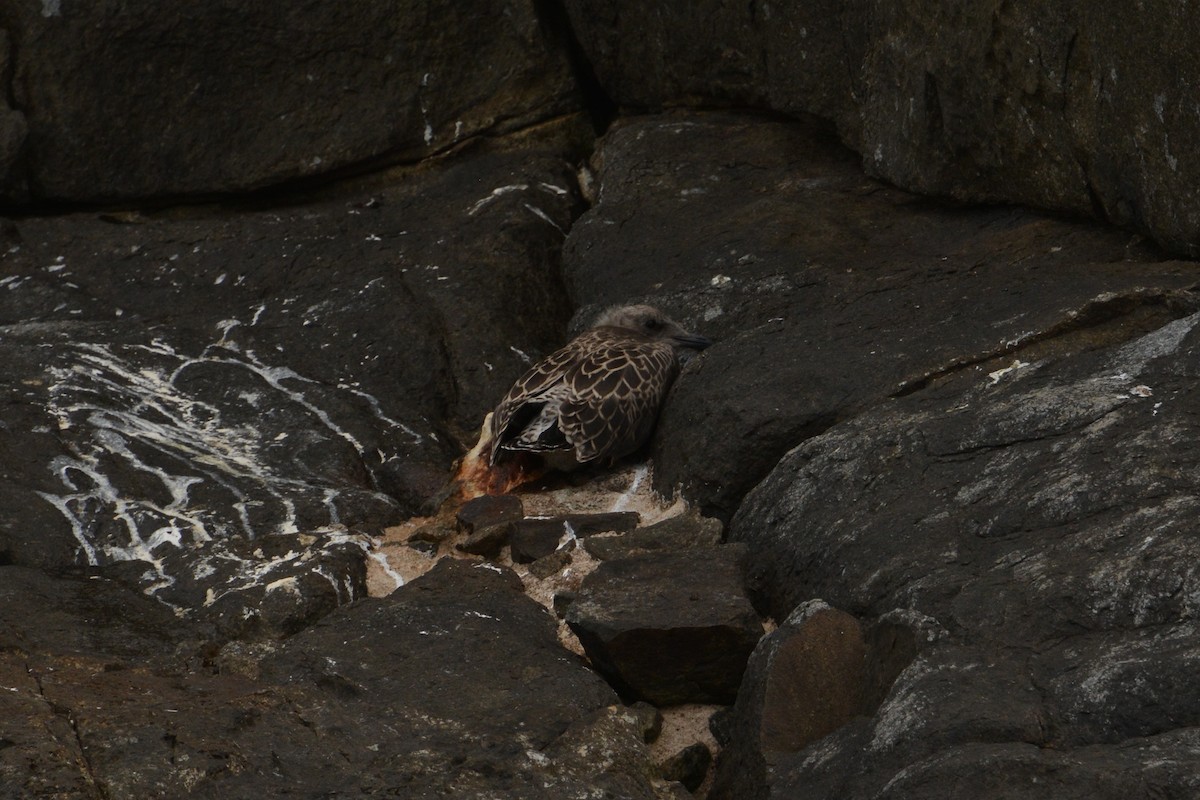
(563, 0), (1200, 256)
(2, 17), (1199, 790)
(563, 112), (1200, 517)
(456, 493), (525, 532)
(0, 146), (580, 624)
(0, 560), (667, 798)
(584, 511), (723, 560)
(726, 310), (1200, 798)
(0, 0), (581, 202)
(511, 511), (641, 562)
(566, 546), (763, 705)
(711, 601), (870, 800)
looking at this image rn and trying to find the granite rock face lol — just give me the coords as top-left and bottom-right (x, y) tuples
(0, 0), (580, 202)
(563, 0), (1200, 257)
(727, 310), (1200, 798)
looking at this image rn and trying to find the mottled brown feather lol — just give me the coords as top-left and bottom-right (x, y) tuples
(489, 324), (685, 467)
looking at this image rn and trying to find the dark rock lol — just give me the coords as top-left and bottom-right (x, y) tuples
(565, 546), (763, 705)
(456, 493), (524, 533)
(725, 310), (1200, 797)
(406, 538), (439, 556)
(0, 146), (580, 623)
(0, 31), (26, 205)
(510, 518), (572, 563)
(0, 566), (205, 670)
(563, 1), (1200, 257)
(710, 601), (869, 800)
(255, 559), (653, 797)
(1, 559), (662, 798)
(1, 0), (581, 202)
(659, 742), (712, 793)
(709, 706), (736, 747)
(628, 701), (664, 743)
(552, 590), (576, 617)
(528, 548), (573, 579)
(406, 520), (455, 546)
(584, 512), (723, 560)
(537, 705), (662, 800)
(511, 512), (639, 563)
(562, 112), (1200, 517)
(457, 521), (514, 558)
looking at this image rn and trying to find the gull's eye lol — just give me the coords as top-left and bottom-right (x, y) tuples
(643, 317), (662, 331)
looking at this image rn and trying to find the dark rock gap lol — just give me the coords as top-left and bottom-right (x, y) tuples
(533, 0), (617, 134)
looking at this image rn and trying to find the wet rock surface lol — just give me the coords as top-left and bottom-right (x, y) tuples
(2, 8), (1200, 797)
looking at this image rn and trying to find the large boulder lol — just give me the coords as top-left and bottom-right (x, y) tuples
(562, 112), (1200, 517)
(724, 309), (1200, 797)
(0, 0), (581, 202)
(563, 0), (1200, 256)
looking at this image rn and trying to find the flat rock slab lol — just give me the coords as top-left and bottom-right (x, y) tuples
(566, 546), (763, 705)
(563, 112), (1200, 518)
(727, 310), (1200, 798)
(584, 512), (723, 560)
(456, 494), (525, 532)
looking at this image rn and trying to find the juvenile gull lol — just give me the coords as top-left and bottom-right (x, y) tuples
(490, 305), (711, 471)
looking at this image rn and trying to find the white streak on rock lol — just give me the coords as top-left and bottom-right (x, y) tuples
(468, 184), (530, 216)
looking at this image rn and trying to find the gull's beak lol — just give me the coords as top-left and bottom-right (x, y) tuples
(672, 332), (712, 350)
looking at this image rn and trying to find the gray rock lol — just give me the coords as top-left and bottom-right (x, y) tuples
(564, 0), (1200, 257)
(725, 311), (1200, 797)
(566, 546), (763, 705)
(2, 0), (581, 202)
(563, 112), (1200, 517)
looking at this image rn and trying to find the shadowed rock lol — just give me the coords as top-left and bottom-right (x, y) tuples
(566, 546), (762, 705)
